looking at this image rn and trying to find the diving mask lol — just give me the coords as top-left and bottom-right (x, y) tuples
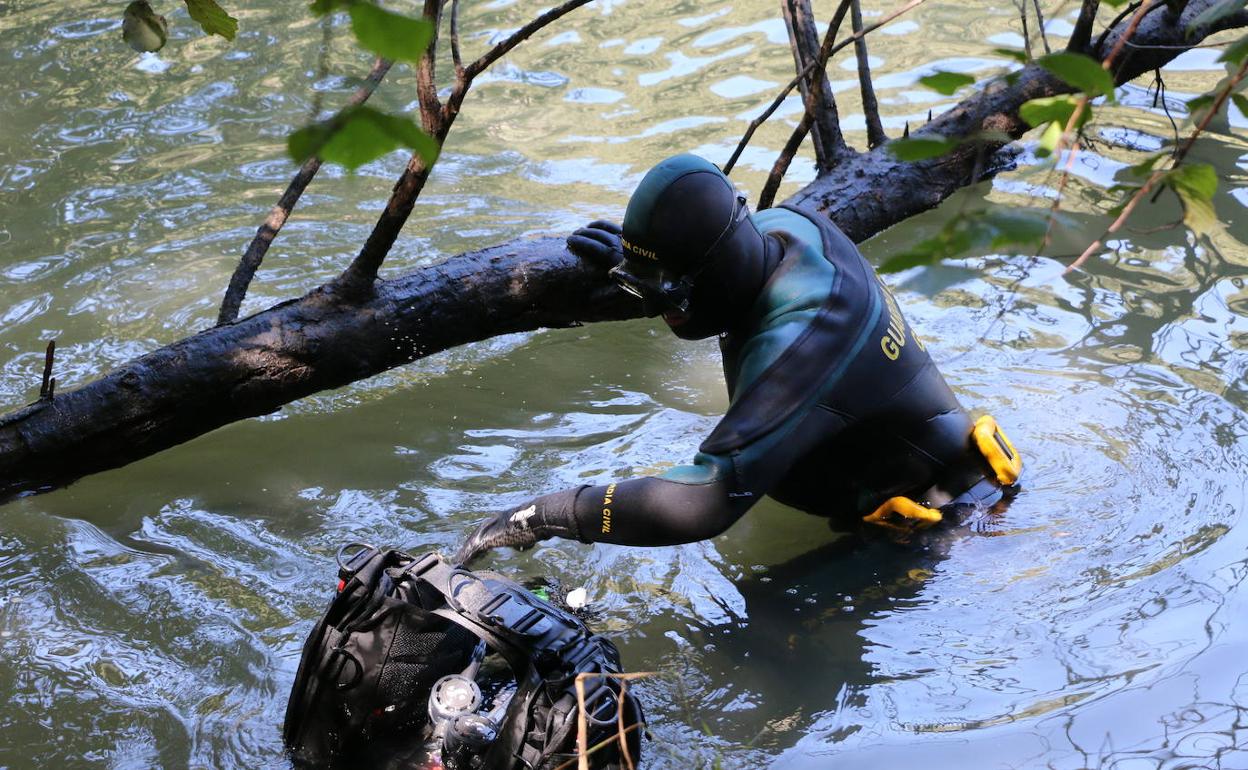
(611, 194), (750, 316)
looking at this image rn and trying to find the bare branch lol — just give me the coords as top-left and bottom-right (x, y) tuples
(724, 0), (851, 175)
(39, 340), (55, 401)
(759, 112), (814, 210)
(416, 0), (445, 131)
(754, 0), (929, 196)
(451, 0), (464, 77)
(216, 57), (393, 326)
(338, 0), (595, 295)
(1031, 0), (1052, 54)
(851, 0), (887, 148)
(1017, 0), (1033, 59)
(464, 0), (595, 80)
(781, 0), (848, 172)
(1069, 0), (1100, 52)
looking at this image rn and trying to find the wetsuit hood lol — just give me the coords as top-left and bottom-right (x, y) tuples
(619, 153), (777, 339)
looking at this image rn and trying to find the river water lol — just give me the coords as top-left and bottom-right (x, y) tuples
(2, 1), (1247, 768)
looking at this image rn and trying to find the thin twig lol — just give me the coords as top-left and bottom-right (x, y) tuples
(574, 674), (589, 770)
(758, 111), (814, 209)
(464, 0), (595, 80)
(724, 0), (850, 176)
(1066, 56), (1248, 273)
(562, 672), (652, 770)
(755, 0), (929, 199)
(1018, 0), (1033, 59)
(1035, 0), (1153, 257)
(551, 723), (646, 770)
(851, 0), (887, 148)
(1032, 0), (1052, 53)
(416, 0), (444, 131)
(216, 56), (392, 326)
(450, 0), (463, 77)
(727, 0), (925, 175)
(1093, 0), (1167, 55)
(616, 679), (635, 770)
(781, 0), (848, 171)
(39, 340), (55, 401)
(338, 0), (594, 294)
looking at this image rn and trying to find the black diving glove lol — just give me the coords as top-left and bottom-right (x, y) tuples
(454, 487), (586, 566)
(566, 220), (624, 269)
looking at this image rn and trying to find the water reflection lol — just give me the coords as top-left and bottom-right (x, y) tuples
(2, 0), (1248, 768)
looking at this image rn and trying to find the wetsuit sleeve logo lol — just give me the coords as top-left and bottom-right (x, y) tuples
(601, 482), (616, 534)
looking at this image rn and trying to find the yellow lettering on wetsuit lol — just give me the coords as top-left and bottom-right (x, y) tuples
(601, 482), (616, 533)
(880, 284), (907, 361)
(621, 238), (657, 261)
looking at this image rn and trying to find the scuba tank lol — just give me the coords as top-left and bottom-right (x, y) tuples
(284, 545), (644, 769)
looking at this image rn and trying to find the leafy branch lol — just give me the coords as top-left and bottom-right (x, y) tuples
(1067, 45), (1248, 271)
(122, 0), (237, 52)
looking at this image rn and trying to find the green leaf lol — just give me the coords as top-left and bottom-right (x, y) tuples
(1164, 163), (1218, 235)
(1220, 35), (1248, 65)
(1232, 93), (1248, 119)
(289, 105), (440, 170)
(1187, 0), (1246, 37)
(1019, 94), (1091, 129)
(918, 71), (976, 95)
(1036, 120), (1064, 157)
(1102, 0), (1134, 6)
(122, 0), (168, 52)
(879, 209), (1047, 272)
(993, 47), (1030, 63)
(1121, 151), (1169, 183)
(184, 0), (238, 41)
(1035, 51), (1117, 101)
(887, 134), (960, 161)
(1186, 92), (1218, 124)
(349, 3), (433, 62)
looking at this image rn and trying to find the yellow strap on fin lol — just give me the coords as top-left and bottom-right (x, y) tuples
(863, 496), (943, 531)
(973, 415), (1022, 485)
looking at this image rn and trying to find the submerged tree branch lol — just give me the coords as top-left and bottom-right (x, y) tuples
(1, 0), (1244, 503)
(216, 57), (393, 327)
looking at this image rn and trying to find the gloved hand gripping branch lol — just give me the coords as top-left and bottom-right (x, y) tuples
(566, 220), (624, 269)
(455, 486), (586, 566)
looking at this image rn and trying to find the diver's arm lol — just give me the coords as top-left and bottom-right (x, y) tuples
(454, 405), (839, 563)
(453, 454), (749, 562)
(570, 455), (751, 546)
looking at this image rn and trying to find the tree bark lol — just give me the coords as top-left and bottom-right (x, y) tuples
(0, 0), (1243, 504)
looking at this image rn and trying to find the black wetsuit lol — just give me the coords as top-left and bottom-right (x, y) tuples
(517, 205), (1000, 548)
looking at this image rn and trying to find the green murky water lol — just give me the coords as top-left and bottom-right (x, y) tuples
(2, 1), (1247, 768)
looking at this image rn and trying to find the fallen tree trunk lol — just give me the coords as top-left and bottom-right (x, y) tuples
(0, 1), (1242, 503)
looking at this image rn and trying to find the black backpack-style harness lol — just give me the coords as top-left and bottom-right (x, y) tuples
(284, 546), (644, 769)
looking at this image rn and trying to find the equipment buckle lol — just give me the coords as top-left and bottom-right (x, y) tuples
(973, 415), (1022, 485)
(862, 496), (942, 531)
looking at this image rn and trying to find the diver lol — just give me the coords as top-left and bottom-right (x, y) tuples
(455, 153), (1021, 565)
